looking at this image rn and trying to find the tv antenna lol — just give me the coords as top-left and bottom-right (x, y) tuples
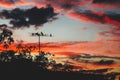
(31, 32), (52, 53)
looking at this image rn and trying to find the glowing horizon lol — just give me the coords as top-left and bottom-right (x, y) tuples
(0, 0), (120, 69)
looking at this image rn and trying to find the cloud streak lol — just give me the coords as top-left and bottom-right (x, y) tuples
(68, 10), (120, 26)
(93, 0), (120, 4)
(1, 41), (119, 57)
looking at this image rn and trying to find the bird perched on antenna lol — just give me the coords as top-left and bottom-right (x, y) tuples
(50, 34), (52, 37)
(31, 32), (53, 37)
(40, 32), (44, 36)
(31, 32), (53, 53)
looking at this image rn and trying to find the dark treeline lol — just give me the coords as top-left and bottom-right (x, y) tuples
(0, 50), (120, 80)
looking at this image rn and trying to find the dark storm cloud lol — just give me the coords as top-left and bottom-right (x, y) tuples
(61, 2), (74, 9)
(58, 0), (81, 9)
(93, 0), (120, 4)
(71, 54), (119, 65)
(45, 0), (81, 9)
(106, 13), (120, 21)
(79, 10), (105, 23)
(0, 5), (57, 28)
(94, 60), (114, 65)
(5, 0), (16, 3)
(0, 24), (7, 28)
(70, 9), (120, 26)
(0, 0), (18, 4)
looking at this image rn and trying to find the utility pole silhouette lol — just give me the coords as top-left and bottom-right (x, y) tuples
(31, 32), (52, 53)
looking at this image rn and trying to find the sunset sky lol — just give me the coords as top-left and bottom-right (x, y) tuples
(0, 0), (120, 57)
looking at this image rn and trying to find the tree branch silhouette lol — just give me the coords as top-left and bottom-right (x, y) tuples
(0, 28), (14, 49)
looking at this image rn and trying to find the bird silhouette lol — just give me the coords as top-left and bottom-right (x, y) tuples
(35, 32), (39, 36)
(31, 33), (35, 36)
(50, 34), (52, 37)
(41, 32), (44, 36)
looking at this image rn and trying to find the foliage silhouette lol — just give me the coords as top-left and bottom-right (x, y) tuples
(0, 28), (14, 50)
(0, 50), (119, 80)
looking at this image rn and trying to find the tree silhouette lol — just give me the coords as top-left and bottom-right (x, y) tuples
(3, 42), (9, 50)
(63, 64), (73, 72)
(0, 49), (119, 80)
(35, 51), (49, 69)
(0, 28), (14, 49)
(0, 50), (15, 62)
(7, 36), (14, 44)
(52, 63), (63, 71)
(51, 62), (73, 72)
(16, 41), (24, 53)
(24, 46), (36, 55)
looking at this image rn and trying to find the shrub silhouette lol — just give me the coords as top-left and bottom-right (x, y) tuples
(0, 50), (119, 80)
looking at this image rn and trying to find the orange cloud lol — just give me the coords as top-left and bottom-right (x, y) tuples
(0, 0), (34, 8)
(0, 40), (119, 57)
(0, 0), (14, 7)
(0, 41), (119, 71)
